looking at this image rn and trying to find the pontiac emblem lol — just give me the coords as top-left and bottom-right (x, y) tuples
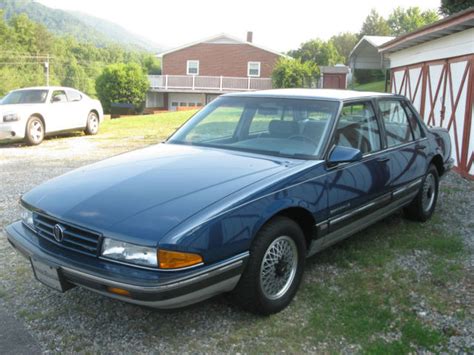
(53, 224), (65, 242)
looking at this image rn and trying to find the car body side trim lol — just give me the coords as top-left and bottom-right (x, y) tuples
(307, 191), (417, 257)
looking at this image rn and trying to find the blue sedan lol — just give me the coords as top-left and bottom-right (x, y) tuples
(6, 89), (453, 315)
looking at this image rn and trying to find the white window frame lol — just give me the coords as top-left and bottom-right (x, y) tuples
(248, 61), (261, 77)
(187, 60), (199, 75)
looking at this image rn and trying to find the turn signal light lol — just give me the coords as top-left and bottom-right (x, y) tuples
(107, 287), (131, 297)
(158, 249), (203, 269)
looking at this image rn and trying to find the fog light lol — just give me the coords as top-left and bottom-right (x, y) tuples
(107, 287), (131, 297)
(158, 249), (203, 269)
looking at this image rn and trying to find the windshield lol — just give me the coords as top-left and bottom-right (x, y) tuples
(1, 90), (48, 105)
(168, 96), (339, 159)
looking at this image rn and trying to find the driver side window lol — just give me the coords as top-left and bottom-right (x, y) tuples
(334, 102), (381, 154)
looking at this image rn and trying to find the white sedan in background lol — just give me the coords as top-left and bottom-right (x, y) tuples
(0, 86), (103, 145)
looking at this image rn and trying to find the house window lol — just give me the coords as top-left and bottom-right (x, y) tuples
(187, 60), (199, 75)
(248, 62), (261, 77)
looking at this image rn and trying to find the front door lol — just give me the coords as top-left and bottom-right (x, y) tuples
(325, 100), (391, 232)
(376, 99), (426, 190)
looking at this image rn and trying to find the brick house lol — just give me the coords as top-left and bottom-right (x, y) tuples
(146, 32), (286, 110)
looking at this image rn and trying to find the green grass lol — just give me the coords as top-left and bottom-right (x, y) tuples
(99, 110), (196, 144)
(353, 80), (387, 93)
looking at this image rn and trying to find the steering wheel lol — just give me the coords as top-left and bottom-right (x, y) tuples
(288, 135), (318, 146)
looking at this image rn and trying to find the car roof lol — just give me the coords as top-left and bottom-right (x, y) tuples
(224, 88), (399, 101)
(11, 86), (78, 92)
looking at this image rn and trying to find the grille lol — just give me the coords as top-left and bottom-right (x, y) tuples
(33, 213), (101, 257)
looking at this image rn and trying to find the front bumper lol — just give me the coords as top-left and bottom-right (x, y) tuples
(5, 221), (247, 309)
(0, 122), (25, 140)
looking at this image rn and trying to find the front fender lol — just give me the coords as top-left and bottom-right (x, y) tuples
(159, 171), (328, 264)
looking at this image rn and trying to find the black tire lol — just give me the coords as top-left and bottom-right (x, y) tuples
(24, 116), (44, 145)
(84, 112), (99, 135)
(232, 216), (306, 315)
(404, 164), (439, 222)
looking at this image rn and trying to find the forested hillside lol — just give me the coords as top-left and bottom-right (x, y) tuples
(0, 0), (162, 51)
(0, 11), (160, 97)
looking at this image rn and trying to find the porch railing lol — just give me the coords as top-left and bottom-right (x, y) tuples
(148, 75), (272, 92)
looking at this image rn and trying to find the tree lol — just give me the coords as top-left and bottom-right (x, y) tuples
(288, 39), (343, 66)
(95, 63), (149, 113)
(360, 9), (391, 36)
(440, 0), (474, 15)
(388, 7), (439, 36)
(329, 32), (359, 64)
(272, 58), (319, 88)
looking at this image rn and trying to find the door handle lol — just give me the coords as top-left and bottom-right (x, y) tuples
(377, 157), (390, 163)
(416, 144), (426, 150)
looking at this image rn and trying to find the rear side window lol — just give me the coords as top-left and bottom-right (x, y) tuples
(67, 90), (82, 102)
(378, 100), (413, 147)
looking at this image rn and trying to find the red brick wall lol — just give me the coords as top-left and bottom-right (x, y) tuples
(162, 43), (281, 78)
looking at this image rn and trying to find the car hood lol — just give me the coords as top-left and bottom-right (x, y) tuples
(0, 103), (42, 115)
(22, 144), (297, 244)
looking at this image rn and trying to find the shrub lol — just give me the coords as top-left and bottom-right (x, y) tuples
(95, 63), (149, 113)
(272, 58), (319, 88)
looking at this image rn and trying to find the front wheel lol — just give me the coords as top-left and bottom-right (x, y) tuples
(84, 112), (99, 135)
(404, 164), (439, 222)
(24, 116), (44, 145)
(232, 216), (306, 315)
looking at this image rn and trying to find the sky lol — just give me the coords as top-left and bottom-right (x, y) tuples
(37, 0), (441, 52)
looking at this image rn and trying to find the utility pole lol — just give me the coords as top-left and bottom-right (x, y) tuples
(44, 54), (50, 86)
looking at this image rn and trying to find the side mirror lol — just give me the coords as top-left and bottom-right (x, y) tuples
(327, 145), (362, 166)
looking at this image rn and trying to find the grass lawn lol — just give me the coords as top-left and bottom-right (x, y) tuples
(99, 110), (197, 144)
(353, 80), (387, 93)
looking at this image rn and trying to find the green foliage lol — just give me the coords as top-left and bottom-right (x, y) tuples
(388, 7), (439, 36)
(329, 32), (359, 65)
(360, 7), (440, 37)
(271, 58), (319, 88)
(95, 63), (149, 113)
(0, 0), (162, 51)
(288, 39), (343, 66)
(0, 11), (156, 98)
(354, 69), (386, 85)
(440, 0), (474, 15)
(360, 9), (392, 36)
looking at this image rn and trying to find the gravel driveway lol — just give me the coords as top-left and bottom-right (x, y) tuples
(1, 134), (473, 353)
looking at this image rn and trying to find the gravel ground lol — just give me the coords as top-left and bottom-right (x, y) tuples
(0, 134), (473, 353)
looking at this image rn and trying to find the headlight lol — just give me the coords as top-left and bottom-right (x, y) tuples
(21, 205), (34, 229)
(101, 238), (158, 267)
(3, 113), (20, 122)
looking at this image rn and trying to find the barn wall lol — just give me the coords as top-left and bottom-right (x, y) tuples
(390, 54), (474, 179)
(388, 29), (474, 68)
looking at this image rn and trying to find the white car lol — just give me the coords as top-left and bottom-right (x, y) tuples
(0, 86), (104, 145)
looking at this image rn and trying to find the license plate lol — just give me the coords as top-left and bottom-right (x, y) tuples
(30, 258), (67, 292)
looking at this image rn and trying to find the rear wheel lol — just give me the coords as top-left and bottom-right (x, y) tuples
(24, 116), (44, 145)
(84, 112), (99, 135)
(232, 216), (306, 315)
(404, 164), (439, 222)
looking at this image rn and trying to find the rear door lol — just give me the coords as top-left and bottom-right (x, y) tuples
(325, 100), (391, 232)
(376, 98), (426, 191)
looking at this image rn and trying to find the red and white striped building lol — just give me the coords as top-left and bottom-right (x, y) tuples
(379, 9), (474, 179)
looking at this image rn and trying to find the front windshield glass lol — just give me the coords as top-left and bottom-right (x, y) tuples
(168, 96), (339, 159)
(1, 90), (48, 105)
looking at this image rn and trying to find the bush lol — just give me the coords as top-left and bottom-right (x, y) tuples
(272, 58), (319, 88)
(95, 63), (149, 113)
(353, 69), (385, 85)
